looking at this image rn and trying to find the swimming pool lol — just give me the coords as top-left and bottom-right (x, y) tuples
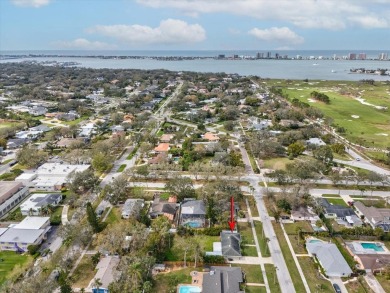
(184, 221), (202, 228)
(309, 239), (322, 243)
(361, 242), (384, 252)
(178, 285), (202, 293)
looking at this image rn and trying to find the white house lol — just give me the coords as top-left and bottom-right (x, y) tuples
(0, 181), (29, 218)
(20, 193), (62, 216)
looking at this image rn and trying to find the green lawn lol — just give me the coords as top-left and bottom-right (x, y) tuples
(242, 245), (258, 257)
(297, 257), (334, 293)
(154, 267), (200, 292)
(0, 251), (32, 285)
(355, 199), (388, 208)
(105, 207), (121, 224)
(325, 198), (348, 207)
(232, 264), (264, 283)
(262, 157), (290, 171)
(247, 196), (259, 217)
(287, 235), (307, 254)
(238, 221), (255, 244)
(1, 207), (25, 222)
(264, 264), (281, 293)
(283, 222), (313, 235)
(272, 222), (306, 293)
(117, 164), (126, 172)
(165, 235), (220, 261)
(253, 221), (271, 257)
(245, 286), (267, 293)
(322, 194), (340, 198)
(50, 206), (63, 225)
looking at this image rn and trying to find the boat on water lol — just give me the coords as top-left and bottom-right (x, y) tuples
(313, 63), (319, 66)
(331, 69), (336, 73)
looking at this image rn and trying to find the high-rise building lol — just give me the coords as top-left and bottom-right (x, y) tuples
(348, 53), (357, 60)
(379, 53), (388, 60)
(266, 52), (272, 59)
(358, 53), (366, 60)
(256, 52), (264, 59)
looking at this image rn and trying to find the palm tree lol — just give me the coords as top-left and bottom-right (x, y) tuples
(92, 278), (102, 291)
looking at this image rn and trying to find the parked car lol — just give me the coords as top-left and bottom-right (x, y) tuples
(332, 283), (342, 293)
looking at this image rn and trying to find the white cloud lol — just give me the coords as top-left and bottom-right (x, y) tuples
(249, 27), (304, 44)
(136, 0), (390, 29)
(11, 0), (51, 8)
(53, 38), (116, 50)
(87, 19), (206, 45)
(348, 15), (389, 28)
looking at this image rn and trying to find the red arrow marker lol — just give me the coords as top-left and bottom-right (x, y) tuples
(228, 196), (235, 232)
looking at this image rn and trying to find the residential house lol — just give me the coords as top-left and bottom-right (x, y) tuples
(306, 137), (326, 146)
(220, 230), (242, 260)
(291, 206), (320, 223)
(6, 138), (28, 149)
(351, 254), (390, 273)
(319, 198), (356, 220)
(56, 137), (85, 148)
(90, 256), (120, 293)
(0, 181), (29, 218)
(203, 132), (220, 142)
(121, 199), (144, 219)
(149, 195), (177, 221)
(160, 134), (175, 143)
(154, 143), (170, 153)
(202, 266), (244, 293)
(179, 199), (206, 228)
(29, 125), (51, 132)
(354, 201), (390, 231)
(20, 193), (62, 216)
(306, 240), (353, 277)
(79, 123), (96, 137)
(29, 106), (47, 116)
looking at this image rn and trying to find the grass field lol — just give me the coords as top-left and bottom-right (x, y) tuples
(375, 273), (390, 292)
(245, 286), (267, 293)
(264, 264), (281, 293)
(281, 82), (390, 148)
(355, 199), (387, 208)
(238, 221), (255, 244)
(242, 245), (258, 257)
(0, 251), (32, 285)
(154, 267), (199, 292)
(72, 255), (95, 288)
(297, 257), (334, 293)
(117, 164), (126, 172)
(345, 277), (375, 293)
(232, 264), (264, 283)
(262, 157), (291, 170)
(284, 222), (314, 235)
(253, 221), (271, 257)
(325, 198), (348, 207)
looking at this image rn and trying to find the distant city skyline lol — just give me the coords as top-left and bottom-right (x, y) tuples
(1, 0), (390, 51)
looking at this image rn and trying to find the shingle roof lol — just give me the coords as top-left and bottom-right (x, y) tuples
(319, 198), (356, 218)
(202, 266), (243, 293)
(221, 231), (241, 257)
(306, 242), (352, 277)
(181, 200), (206, 215)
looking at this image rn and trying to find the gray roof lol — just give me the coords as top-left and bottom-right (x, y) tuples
(306, 242), (353, 277)
(181, 200), (206, 215)
(151, 197), (177, 216)
(319, 198), (356, 218)
(0, 228), (45, 244)
(202, 266), (243, 293)
(122, 199), (144, 216)
(29, 125), (51, 132)
(221, 231), (241, 257)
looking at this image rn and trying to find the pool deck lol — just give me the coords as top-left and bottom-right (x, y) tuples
(176, 271), (203, 293)
(346, 241), (390, 255)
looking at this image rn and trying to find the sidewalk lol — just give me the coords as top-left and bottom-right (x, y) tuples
(280, 223), (311, 293)
(61, 205), (69, 225)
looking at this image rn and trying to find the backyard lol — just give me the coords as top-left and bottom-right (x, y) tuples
(0, 251), (32, 285)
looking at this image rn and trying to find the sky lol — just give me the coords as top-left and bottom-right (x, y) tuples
(1, 0), (390, 51)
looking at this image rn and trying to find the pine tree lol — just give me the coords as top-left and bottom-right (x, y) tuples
(86, 202), (102, 233)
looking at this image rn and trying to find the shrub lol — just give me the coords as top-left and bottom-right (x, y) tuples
(27, 244), (39, 255)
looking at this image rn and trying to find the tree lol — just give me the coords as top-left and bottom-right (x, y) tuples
(313, 145), (333, 164)
(66, 169), (99, 194)
(86, 202), (102, 233)
(92, 152), (111, 172)
(287, 141), (305, 158)
(27, 244), (39, 255)
(165, 176), (195, 201)
(16, 145), (48, 168)
(0, 138), (7, 150)
(104, 174), (128, 204)
(58, 271), (73, 293)
(331, 143), (345, 154)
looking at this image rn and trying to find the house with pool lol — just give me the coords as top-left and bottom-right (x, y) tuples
(306, 238), (353, 277)
(179, 199), (206, 228)
(346, 240), (390, 273)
